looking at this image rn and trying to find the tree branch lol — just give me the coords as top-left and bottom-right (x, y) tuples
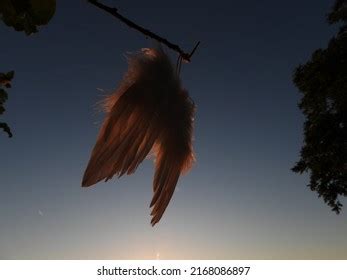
(87, 0), (200, 62)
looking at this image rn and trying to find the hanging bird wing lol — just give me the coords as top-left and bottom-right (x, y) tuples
(82, 47), (195, 226)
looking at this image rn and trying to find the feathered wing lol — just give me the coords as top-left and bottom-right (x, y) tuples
(150, 88), (195, 226)
(82, 82), (161, 186)
(82, 49), (165, 186)
(82, 47), (195, 225)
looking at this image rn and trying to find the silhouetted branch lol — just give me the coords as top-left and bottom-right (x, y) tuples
(87, 0), (200, 62)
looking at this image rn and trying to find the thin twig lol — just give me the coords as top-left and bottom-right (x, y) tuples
(88, 0), (200, 62)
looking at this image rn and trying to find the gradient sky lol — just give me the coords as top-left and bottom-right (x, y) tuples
(0, 0), (346, 259)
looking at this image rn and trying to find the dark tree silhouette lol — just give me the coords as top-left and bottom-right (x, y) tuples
(0, 0), (56, 137)
(292, 0), (347, 213)
(0, 0), (56, 35)
(0, 71), (14, 138)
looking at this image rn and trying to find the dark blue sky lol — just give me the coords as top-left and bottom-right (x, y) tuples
(0, 0), (346, 259)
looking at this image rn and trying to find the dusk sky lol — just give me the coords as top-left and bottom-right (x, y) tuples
(1, 0), (346, 259)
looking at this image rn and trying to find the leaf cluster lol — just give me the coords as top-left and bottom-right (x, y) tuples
(0, 71), (14, 138)
(0, 0), (56, 35)
(328, 0), (347, 24)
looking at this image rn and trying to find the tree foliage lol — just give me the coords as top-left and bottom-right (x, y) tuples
(292, 0), (347, 213)
(0, 0), (56, 35)
(0, 0), (56, 138)
(0, 71), (14, 138)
